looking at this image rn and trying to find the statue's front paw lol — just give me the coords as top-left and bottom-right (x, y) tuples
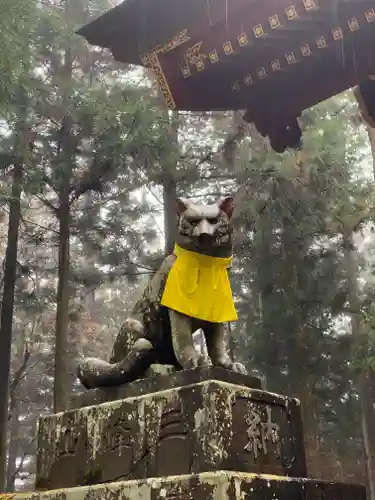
(179, 349), (211, 370)
(232, 361), (248, 375)
(214, 356), (248, 375)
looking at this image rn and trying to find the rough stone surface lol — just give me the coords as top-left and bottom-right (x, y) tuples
(1, 471), (367, 499)
(77, 197), (247, 391)
(69, 366), (262, 410)
(36, 379), (305, 490)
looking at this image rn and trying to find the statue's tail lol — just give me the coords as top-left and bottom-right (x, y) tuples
(77, 339), (154, 389)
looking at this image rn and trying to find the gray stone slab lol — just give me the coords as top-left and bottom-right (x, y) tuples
(69, 366), (262, 410)
(5, 471), (368, 500)
(36, 380), (305, 490)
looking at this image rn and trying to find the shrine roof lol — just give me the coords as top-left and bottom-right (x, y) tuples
(78, 0), (375, 145)
(77, 0), (212, 65)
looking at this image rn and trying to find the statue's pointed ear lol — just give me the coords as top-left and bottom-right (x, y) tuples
(218, 196), (235, 219)
(176, 198), (188, 216)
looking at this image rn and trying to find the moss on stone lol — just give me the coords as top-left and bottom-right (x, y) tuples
(3, 471), (368, 500)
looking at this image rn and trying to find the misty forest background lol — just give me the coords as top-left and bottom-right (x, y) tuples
(0, 0), (374, 496)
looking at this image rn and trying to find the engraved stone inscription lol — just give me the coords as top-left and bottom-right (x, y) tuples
(92, 407), (139, 484)
(244, 406), (280, 459)
(37, 380), (307, 490)
(101, 416), (132, 453)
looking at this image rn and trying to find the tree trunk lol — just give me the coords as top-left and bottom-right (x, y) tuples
(343, 230), (375, 500)
(6, 331), (29, 492)
(6, 394), (20, 492)
(163, 172), (177, 256)
(53, 9), (74, 410)
(281, 217), (319, 473)
(162, 110), (178, 256)
(53, 175), (71, 413)
(0, 153), (24, 492)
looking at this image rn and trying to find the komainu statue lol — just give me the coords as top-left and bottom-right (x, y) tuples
(78, 196), (246, 389)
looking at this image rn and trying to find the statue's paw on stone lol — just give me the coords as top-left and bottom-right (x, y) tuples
(145, 364), (178, 377)
(77, 357), (113, 390)
(232, 361), (248, 375)
(215, 356), (248, 375)
(180, 350), (211, 370)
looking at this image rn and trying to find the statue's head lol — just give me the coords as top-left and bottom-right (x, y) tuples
(175, 196), (234, 257)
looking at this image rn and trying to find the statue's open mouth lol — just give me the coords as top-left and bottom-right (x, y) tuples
(197, 233), (215, 249)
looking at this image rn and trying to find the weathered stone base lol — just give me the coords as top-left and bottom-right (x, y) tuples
(69, 366), (262, 410)
(3, 472), (367, 499)
(37, 379), (306, 489)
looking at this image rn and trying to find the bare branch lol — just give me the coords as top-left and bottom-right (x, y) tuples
(9, 342), (32, 399)
(35, 195), (58, 216)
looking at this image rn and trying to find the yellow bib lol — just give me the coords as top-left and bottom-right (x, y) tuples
(161, 244), (238, 323)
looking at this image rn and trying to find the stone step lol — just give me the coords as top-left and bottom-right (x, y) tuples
(36, 378), (306, 490)
(68, 366), (262, 410)
(4, 471), (367, 499)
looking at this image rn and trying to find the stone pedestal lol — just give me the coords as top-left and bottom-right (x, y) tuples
(1, 471), (368, 500)
(68, 366), (262, 410)
(3, 367), (366, 499)
(38, 367), (304, 490)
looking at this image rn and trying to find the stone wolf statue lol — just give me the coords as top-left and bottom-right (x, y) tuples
(78, 196), (246, 389)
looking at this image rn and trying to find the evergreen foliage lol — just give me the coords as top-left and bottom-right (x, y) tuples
(0, 0), (372, 494)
